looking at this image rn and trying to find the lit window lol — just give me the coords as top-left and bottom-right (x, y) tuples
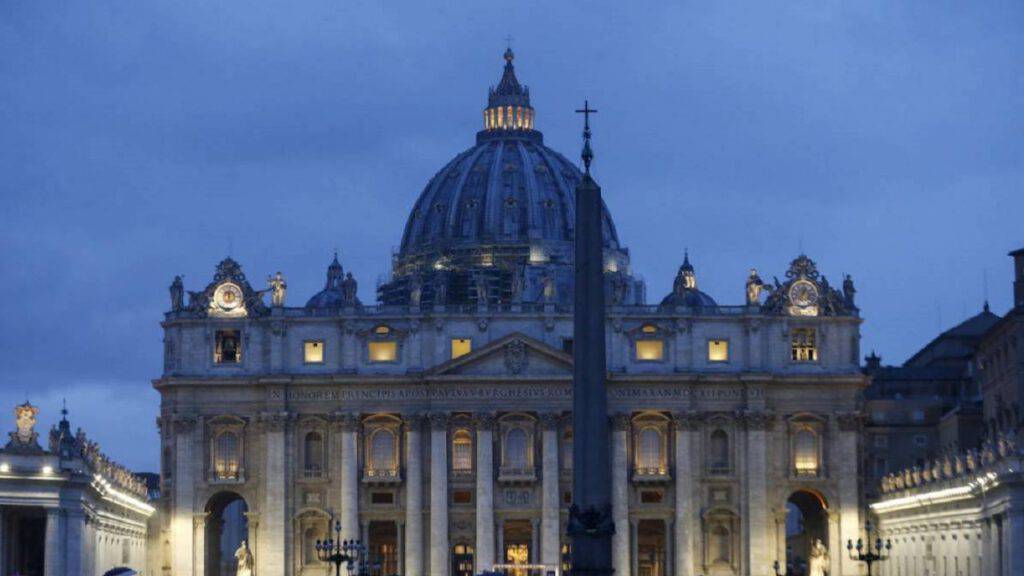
(793, 428), (819, 475)
(452, 429), (473, 472)
(374, 325), (391, 335)
(708, 340), (729, 362)
(368, 430), (397, 473)
(636, 340), (665, 361)
(637, 428), (663, 473)
(213, 431), (240, 480)
(368, 341), (398, 363)
(451, 338), (472, 360)
(214, 330), (242, 364)
(641, 324), (657, 333)
(791, 328), (818, 362)
(304, 341), (324, 364)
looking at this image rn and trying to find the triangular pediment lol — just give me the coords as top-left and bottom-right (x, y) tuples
(427, 332), (572, 378)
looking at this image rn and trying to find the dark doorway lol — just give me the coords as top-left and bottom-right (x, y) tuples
(785, 490), (828, 576)
(4, 507), (46, 576)
(368, 521), (399, 575)
(205, 492), (248, 576)
(637, 519), (667, 576)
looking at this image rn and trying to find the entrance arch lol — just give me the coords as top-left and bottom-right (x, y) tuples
(205, 491), (249, 576)
(785, 490), (829, 576)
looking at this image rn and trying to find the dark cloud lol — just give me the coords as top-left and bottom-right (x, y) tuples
(1, 0), (1022, 470)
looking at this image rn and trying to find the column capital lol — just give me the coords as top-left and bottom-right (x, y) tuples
(672, 411), (702, 431)
(257, 410), (293, 432)
(740, 410), (775, 431)
(610, 413), (632, 431)
(171, 414), (197, 433)
(403, 413), (426, 430)
(474, 412), (497, 431)
(539, 412), (562, 430)
(331, 412), (361, 432)
(428, 412), (449, 431)
(193, 512), (209, 529)
(834, 411), (863, 432)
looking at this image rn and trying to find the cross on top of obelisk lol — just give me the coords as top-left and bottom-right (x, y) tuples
(575, 99), (598, 173)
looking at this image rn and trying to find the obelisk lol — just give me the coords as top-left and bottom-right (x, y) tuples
(567, 100), (614, 576)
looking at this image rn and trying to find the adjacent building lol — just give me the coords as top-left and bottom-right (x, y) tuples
(0, 402), (154, 576)
(153, 50), (869, 576)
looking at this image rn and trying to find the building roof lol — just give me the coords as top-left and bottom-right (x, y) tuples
(904, 306), (1001, 368)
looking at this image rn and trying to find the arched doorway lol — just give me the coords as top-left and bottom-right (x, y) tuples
(205, 492), (249, 576)
(785, 490), (828, 576)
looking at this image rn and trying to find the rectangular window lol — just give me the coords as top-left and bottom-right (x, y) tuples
(304, 340), (324, 364)
(368, 341), (398, 363)
(791, 328), (818, 362)
(640, 490), (664, 504)
(708, 339), (729, 362)
(452, 490), (473, 505)
(451, 338), (472, 360)
(635, 340), (665, 361)
(561, 338), (574, 355)
(370, 491), (394, 505)
(214, 330), (242, 364)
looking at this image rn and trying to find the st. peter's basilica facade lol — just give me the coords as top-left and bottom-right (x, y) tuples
(154, 50), (868, 576)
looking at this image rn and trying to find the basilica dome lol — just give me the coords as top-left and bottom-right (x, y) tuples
(378, 50), (642, 307)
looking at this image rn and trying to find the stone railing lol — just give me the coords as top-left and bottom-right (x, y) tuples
(879, 429), (1020, 496)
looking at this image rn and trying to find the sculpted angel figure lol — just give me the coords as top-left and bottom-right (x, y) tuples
(745, 268), (763, 305)
(169, 275), (184, 311)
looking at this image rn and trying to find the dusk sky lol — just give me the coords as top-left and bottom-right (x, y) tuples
(1, 1), (1021, 471)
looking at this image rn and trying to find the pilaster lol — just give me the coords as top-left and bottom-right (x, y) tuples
(333, 412), (361, 543)
(429, 412), (450, 576)
(404, 413), (425, 576)
(743, 411), (773, 576)
(611, 413), (630, 576)
(475, 412), (496, 573)
(258, 410), (291, 575)
(540, 412), (561, 566)
(172, 414), (197, 576)
(673, 412), (699, 576)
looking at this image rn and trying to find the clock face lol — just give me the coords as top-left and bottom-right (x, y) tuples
(789, 280), (819, 308)
(213, 283), (245, 315)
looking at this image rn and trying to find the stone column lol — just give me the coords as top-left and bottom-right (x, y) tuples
(774, 509), (788, 575)
(836, 413), (862, 576)
(172, 415), (197, 576)
(475, 413), (496, 573)
(540, 413), (561, 567)
(532, 518), (541, 563)
(404, 414), (425, 576)
(44, 508), (64, 576)
(259, 411), (289, 575)
(611, 414), (631, 576)
(1006, 510), (1024, 576)
(672, 412), (698, 576)
(336, 413), (361, 544)
(429, 413), (450, 576)
(744, 411), (772, 576)
(193, 514), (206, 576)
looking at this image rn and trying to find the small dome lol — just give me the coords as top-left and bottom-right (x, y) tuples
(306, 254), (361, 308)
(660, 252), (718, 308)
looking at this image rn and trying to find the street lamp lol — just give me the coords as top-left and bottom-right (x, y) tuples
(846, 520), (892, 576)
(316, 519), (370, 576)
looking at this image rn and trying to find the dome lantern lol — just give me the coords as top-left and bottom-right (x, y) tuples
(482, 48), (536, 135)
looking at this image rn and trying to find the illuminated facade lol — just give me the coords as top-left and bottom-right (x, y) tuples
(154, 51), (868, 576)
(0, 402), (154, 576)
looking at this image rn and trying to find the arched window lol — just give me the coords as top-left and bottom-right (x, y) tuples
(452, 429), (473, 472)
(504, 428), (528, 470)
(638, 428), (663, 471)
(794, 427), (819, 475)
(304, 431), (324, 478)
(562, 429), (574, 470)
(213, 431), (240, 480)
(370, 429), (397, 473)
(709, 430), (729, 472)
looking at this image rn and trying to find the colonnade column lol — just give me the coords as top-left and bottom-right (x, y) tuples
(744, 411), (772, 576)
(258, 411), (289, 574)
(0, 508), (5, 576)
(540, 413), (561, 567)
(672, 412), (698, 576)
(170, 415), (197, 576)
(475, 413), (496, 573)
(44, 508), (63, 576)
(404, 414), (425, 576)
(1005, 509), (1024, 575)
(336, 413), (361, 543)
(611, 414), (630, 576)
(429, 413), (450, 576)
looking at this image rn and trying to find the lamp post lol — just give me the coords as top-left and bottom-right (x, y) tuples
(846, 520), (892, 576)
(316, 519), (371, 576)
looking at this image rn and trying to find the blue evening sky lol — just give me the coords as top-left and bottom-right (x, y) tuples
(1, 1), (1021, 471)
